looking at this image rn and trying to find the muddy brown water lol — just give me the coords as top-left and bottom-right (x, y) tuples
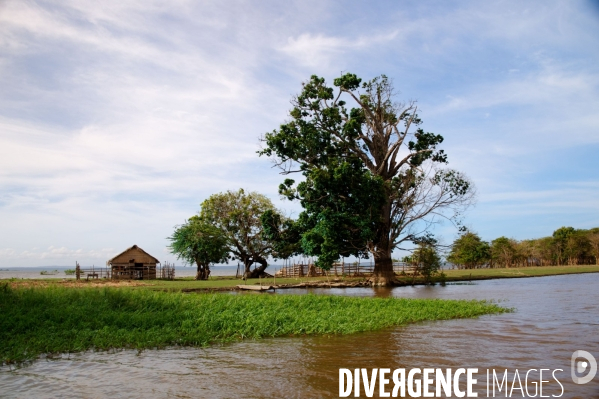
(1, 273), (598, 398)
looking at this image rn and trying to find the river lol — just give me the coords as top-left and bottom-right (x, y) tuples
(1, 273), (598, 398)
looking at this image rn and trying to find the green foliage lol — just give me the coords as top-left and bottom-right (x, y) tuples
(260, 209), (302, 259)
(0, 285), (508, 365)
(64, 269), (76, 275)
(200, 189), (280, 277)
(589, 230), (599, 265)
(168, 216), (229, 280)
(260, 73), (448, 174)
(280, 156), (385, 269)
(490, 236), (517, 268)
(551, 226), (591, 265)
(452, 226), (599, 268)
(447, 232), (491, 269)
(411, 243), (442, 284)
(260, 73), (473, 271)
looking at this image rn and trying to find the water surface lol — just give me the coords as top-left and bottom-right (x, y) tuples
(1, 273), (598, 398)
(0, 265), (246, 279)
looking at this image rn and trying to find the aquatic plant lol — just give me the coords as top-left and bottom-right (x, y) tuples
(0, 285), (508, 365)
(39, 270), (59, 275)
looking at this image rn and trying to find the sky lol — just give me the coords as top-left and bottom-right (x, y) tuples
(1, 0), (598, 267)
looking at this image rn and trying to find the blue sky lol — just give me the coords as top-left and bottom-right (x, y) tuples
(1, 0), (598, 266)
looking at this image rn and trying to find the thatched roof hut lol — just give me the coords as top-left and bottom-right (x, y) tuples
(108, 245), (159, 280)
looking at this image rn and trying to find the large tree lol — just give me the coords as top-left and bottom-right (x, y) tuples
(168, 216), (229, 280)
(200, 189), (281, 278)
(260, 73), (474, 285)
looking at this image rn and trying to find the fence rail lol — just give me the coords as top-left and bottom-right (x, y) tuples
(75, 263), (111, 280)
(74, 262), (175, 280)
(275, 261), (415, 278)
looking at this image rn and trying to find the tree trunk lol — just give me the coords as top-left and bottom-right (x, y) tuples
(195, 262), (210, 280)
(372, 256), (394, 285)
(244, 258), (269, 279)
(370, 199), (395, 286)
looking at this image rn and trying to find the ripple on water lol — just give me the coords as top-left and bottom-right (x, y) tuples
(1, 273), (598, 398)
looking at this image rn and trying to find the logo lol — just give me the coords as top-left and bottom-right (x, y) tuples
(571, 350), (597, 385)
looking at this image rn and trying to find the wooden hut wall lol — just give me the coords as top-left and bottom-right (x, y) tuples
(110, 247), (158, 280)
(111, 263), (157, 280)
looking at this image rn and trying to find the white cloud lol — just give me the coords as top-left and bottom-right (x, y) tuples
(432, 64), (599, 117)
(279, 30), (399, 69)
(0, 0), (598, 266)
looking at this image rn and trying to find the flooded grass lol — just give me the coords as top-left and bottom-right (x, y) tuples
(0, 284), (508, 365)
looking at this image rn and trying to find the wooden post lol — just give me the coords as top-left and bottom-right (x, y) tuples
(76, 262), (80, 281)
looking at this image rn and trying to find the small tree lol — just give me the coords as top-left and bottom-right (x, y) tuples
(535, 236), (555, 266)
(412, 243), (442, 284)
(168, 216), (229, 280)
(514, 239), (534, 267)
(552, 226), (575, 265)
(566, 230), (592, 265)
(491, 236), (517, 268)
(200, 189), (282, 278)
(447, 231), (490, 269)
(588, 228), (599, 265)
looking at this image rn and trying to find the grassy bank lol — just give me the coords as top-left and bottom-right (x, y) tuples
(0, 284), (507, 365)
(4, 265), (597, 292)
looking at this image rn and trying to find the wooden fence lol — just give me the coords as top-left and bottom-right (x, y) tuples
(275, 261), (415, 278)
(159, 262), (176, 280)
(75, 262), (112, 280)
(74, 262), (175, 280)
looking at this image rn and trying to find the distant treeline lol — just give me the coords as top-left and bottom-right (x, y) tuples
(447, 227), (599, 269)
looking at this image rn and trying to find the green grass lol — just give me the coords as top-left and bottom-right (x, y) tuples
(5, 265), (598, 292)
(0, 284), (508, 365)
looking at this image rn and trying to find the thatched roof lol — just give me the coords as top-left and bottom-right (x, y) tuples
(107, 245), (160, 264)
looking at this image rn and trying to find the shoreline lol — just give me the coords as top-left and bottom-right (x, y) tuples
(3, 265), (598, 292)
(2, 267), (594, 366)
